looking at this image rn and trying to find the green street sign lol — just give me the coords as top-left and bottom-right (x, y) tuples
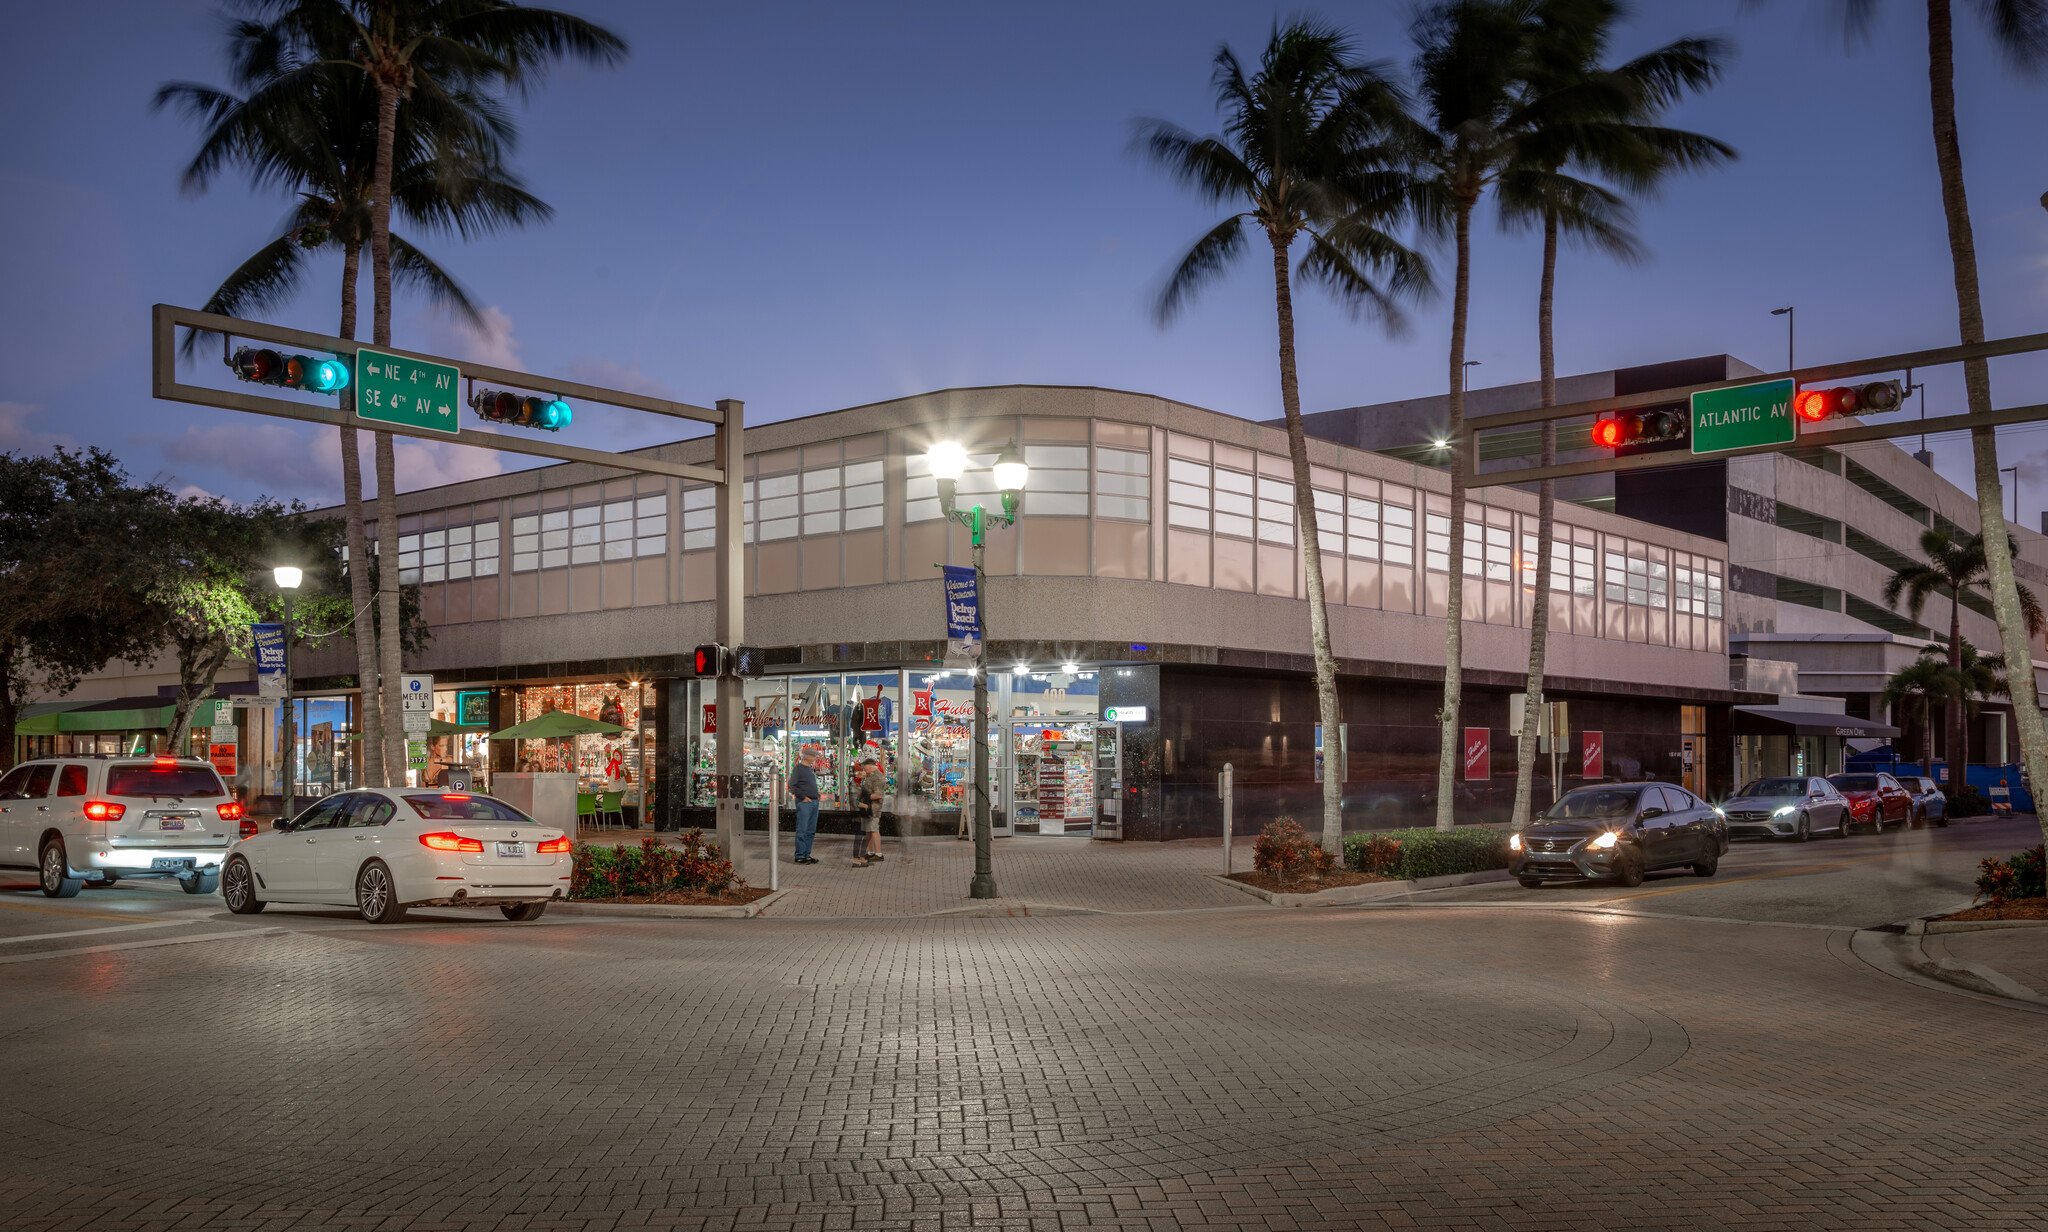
(1691, 378), (1796, 456)
(355, 348), (461, 435)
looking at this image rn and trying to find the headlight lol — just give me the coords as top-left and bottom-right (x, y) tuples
(1772, 805), (1797, 817)
(1509, 833), (1522, 851)
(1588, 831), (1620, 850)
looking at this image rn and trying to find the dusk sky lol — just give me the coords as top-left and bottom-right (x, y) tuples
(6, 1), (2048, 519)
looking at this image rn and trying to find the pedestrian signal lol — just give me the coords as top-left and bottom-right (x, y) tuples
(692, 644), (728, 677)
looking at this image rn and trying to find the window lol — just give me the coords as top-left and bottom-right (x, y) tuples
(682, 485), (716, 551)
(754, 471), (799, 541)
(801, 465), (841, 536)
(596, 495), (667, 559)
(843, 459), (884, 530)
(398, 532), (420, 584)
(1094, 446), (1150, 521)
(1604, 548), (1628, 602)
(1346, 495), (1379, 559)
(1381, 502), (1414, 566)
(1167, 458), (1211, 531)
(406, 793), (533, 822)
(1022, 445), (1089, 517)
(1484, 523), (1510, 583)
(1426, 513), (1451, 573)
(56, 765), (86, 796)
(1312, 486), (1342, 547)
(1213, 466), (1254, 539)
(343, 795), (397, 827)
(106, 764), (224, 799)
(1647, 555), (1668, 609)
(1570, 542), (1596, 596)
(907, 449), (1022, 519)
(1706, 566), (1724, 620)
(1626, 552), (1648, 606)
(1256, 476), (1294, 545)
(433, 517), (499, 580)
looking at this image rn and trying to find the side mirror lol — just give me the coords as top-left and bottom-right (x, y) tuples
(1637, 807), (1664, 822)
(271, 817), (291, 833)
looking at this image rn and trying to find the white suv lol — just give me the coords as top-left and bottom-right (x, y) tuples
(0, 755), (245, 897)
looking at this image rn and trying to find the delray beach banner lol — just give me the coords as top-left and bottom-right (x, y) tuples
(942, 565), (980, 665)
(252, 623), (286, 699)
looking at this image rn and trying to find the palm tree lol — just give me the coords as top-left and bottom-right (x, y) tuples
(1500, 0), (1733, 828)
(1883, 528), (2043, 773)
(237, 0), (625, 781)
(1883, 648), (1954, 771)
(1763, 0), (2048, 846)
(157, 30), (548, 787)
(1137, 19), (1430, 856)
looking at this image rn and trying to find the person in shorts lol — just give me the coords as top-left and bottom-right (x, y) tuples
(859, 760), (887, 864)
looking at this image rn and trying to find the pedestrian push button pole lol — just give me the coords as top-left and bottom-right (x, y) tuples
(1219, 763), (1234, 874)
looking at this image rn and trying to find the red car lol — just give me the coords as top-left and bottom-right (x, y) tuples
(1826, 772), (1915, 832)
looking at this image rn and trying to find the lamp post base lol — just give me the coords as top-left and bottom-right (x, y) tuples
(969, 873), (999, 899)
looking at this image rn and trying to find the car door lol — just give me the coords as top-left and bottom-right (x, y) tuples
(4, 765), (58, 866)
(1671, 785), (1715, 858)
(50, 764), (88, 855)
(1635, 786), (1683, 869)
(1809, 779), (1843, 833)
(319, 793), (396, 896)
(0, 764), (37, 865)
(1877, 774), (1907, 824)
(267, 795), (350, 898)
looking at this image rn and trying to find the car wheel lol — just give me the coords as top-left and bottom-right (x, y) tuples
(1612, 853), (1644, 888)
(1693, 850), (1719, 878)
(500, 901), (549, 921)
(179, 871), (219, 895)
(355, 861), (407, 924)
(1934, 814), (1949, 828)
(1794, 814), (1811, 843)
(221, 858), (265, 914)
(39, 838), (82, 898)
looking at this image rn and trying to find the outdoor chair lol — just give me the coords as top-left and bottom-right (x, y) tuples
(575, 792), (598, 833)
(598, 790), (626, 828)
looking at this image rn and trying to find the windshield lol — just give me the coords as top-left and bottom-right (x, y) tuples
(405, 794), (533, 823)
(1737, 778), (1809, 797)
(107, 764), (226, 799)
(1829, 775), (1879, 792)
(1542, 788), (1641, 820)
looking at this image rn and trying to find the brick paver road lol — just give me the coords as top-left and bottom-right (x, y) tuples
(4, 895), (2045, 1230)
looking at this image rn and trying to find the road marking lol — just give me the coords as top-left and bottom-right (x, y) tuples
(0, 927), (281, 965)
(0, 919), (189, 945)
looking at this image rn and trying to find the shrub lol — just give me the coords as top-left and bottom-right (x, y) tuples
(1343, 826), (1509, 881)
(1974, 845), (2046, 905)
(1946, 785), (1988, 818)
(1253, 818), (1334, 887)
(569, 831), (736, 900)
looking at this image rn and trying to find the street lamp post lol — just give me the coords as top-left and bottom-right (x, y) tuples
(926, 440), (1028, 900)
(273, 566), (302, 814)
(1771, 306), (1795, 371)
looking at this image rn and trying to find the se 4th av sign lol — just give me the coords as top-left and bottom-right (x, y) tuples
(1691, 378), (1796, 455)
(355, 349), (461, 435)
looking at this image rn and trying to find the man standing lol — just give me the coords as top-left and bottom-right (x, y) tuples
(789, 752), (821, 865)
(860, 759), (888, 865)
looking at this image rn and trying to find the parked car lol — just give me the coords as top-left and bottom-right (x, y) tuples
(1511, 782), (1725, 888)
(1722, 776), (1852, 842)
(0, 755), (243, 897)
(1899, 775), (1948, 828)
(220, 787), (570, 924)
(1826, 772), (1915, 832)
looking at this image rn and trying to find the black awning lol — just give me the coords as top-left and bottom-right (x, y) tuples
(1733, 707), (1899, 738)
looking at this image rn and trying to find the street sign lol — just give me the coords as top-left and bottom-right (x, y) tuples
(1689, 378), (1796, 455)
(403, 711), (432, 735)
(400, 674), (434, 711)
(355, 349), (461, 435)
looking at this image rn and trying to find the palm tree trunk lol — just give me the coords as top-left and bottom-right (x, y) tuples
(1947, 590), (1964, 779)
(1926, 0), (2047, 834)
(1437, 199), (1475, 831)
(1268, 233), (1346, 857)
(1512, 210), (1560, 829)
(337, 239), (383, 788)
(371, 75), (406, 787)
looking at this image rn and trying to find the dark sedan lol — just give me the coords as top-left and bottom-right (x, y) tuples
(1826, 772), (1914, 832)
(1511, 782), (1726, 888)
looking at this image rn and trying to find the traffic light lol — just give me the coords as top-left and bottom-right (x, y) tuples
(229, 347), (350, 394)
(1590, 407), (1688, 449)
(470, 388), (573, 432)
(731, 645), (766, 677)
(1793, 380), (1903, 424)
(692, 644), (728, 677)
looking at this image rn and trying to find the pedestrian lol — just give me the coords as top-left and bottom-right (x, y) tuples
(860, 759), (888, 864)
(789, 753), (821, 865)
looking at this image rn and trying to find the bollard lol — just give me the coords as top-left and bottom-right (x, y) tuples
(1220, 762), (1234, 874)
(768, 771), (781, 892)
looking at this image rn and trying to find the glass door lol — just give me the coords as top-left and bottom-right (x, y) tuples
(1009, 720), (1099, 834)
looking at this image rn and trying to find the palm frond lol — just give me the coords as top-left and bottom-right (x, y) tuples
(1154, 214), (1250, 325)
(389, 233), (483, 326)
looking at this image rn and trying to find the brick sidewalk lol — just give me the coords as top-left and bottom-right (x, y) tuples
(1928, 927), (2048, 997)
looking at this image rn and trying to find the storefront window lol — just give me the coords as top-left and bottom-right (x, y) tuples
(510, 683), (650, 798)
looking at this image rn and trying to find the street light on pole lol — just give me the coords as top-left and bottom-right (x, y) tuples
(2002, 465), (2020, 525)
(273, 565), (302, 815)
(926, 438), (1028, 900)
(1771, 306), (1795, 372)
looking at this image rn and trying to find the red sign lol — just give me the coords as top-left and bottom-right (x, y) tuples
(1582, 731), (1603, 779)
(208, 744), (237, 777)
(912, 690), (931, 718)
(1463, 728), (1490, 781)
(701, 704), (716, 735)
(860, 697), (883, 732)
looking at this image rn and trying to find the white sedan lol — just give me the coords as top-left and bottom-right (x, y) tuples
(220, 788), (571, 923)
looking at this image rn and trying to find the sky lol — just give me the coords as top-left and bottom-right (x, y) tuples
(5, 1), (2048, 521)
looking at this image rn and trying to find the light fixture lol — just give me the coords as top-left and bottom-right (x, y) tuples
(1061, 662), (1079, 675)
(926, 440), (968, 482)
(993, 441), (1029, 494)
(273, 566), (303, 589)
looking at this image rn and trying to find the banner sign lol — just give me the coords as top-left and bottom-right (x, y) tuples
(942, 565), (980, 665)
(1582, 731), (1604, 780)
(1463, 728), (1490, 781)
(252, 623), (286, 699)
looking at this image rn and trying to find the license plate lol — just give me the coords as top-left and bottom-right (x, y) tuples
(1529, 852), (1569, 862)
(495, 842), (527, 858)
(158, 818), (185, 831)
(151, 857), (195, 871)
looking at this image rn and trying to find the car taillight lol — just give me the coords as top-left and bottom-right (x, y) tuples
(239, 819), (259, 839)
(419, 831), (485, 853)
(83, 801), (126, 821)
(217, 802), (244, 820)
(537, 835), (571, 853)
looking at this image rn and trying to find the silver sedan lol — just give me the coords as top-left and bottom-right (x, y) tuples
(1721, 776), (1852, 842)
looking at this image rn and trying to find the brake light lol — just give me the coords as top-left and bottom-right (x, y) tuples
(239, 819), (259, 839)
(216, 802), (244, 821)
(83, 801), (126, 822)
(441, 793), (471, 801)
(537, 835), (571, 853)
(153, 756), (178, 767)
(419, 831), (485, 853)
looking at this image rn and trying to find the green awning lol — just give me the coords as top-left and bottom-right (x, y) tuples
(15, 697), (229, 735)
(14, 700), (94, 736)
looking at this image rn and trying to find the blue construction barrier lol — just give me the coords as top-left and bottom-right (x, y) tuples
(1847, 750), (2034, 811)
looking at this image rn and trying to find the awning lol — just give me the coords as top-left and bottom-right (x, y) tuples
(1733, 707), (1899, 738)
(13, 700), (94, 735)
(14, 697), (228, 736)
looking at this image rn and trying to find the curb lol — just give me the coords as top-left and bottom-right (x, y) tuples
(1212, 868), (1511, 907)
(1849, 927), (2048, 1012)
(922, 902), (1105, 918)
(549, 889), (790, 919)
(1926, 918), (2048, 934)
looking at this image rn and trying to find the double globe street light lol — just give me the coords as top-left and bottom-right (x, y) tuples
(925, 439), (1028, 899)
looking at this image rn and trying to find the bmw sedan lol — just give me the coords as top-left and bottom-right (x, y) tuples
(220, 788), (571, 924)
(1511, 782), (1724, 888)
(1722, 776), (1852, 842)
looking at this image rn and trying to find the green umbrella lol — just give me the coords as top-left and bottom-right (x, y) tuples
(428, 717), (483, 736)
(489, 711), (627, 740)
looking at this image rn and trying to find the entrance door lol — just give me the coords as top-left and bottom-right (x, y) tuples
(1010, 721), (1098, 834)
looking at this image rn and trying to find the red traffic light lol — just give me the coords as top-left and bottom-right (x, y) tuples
(233, 347), (283, 383)
(1592, 418), (1624, 448)
(1590, 408), (1687, 450)
(1795, 380), (1902, 424)
(229, 347), (350, 395)
(692, 644), (728, 677)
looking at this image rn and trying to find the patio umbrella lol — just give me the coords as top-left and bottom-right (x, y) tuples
(428, 717), (482, 736)
(488, 711), (627, 740)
